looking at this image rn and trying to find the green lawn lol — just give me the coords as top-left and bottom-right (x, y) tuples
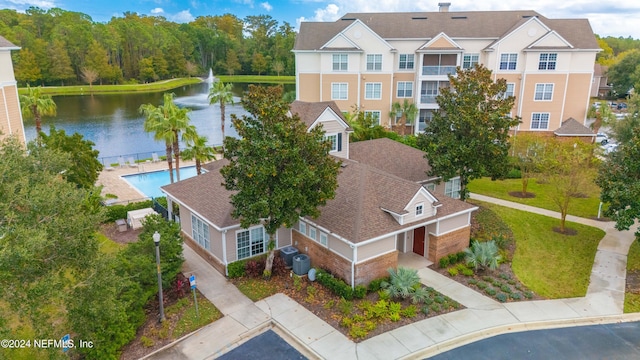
(470, 200), (605, 298)
(468, 177), (605, 219)
(18, 77), (202, 96)
(216, 75), (295, 84)
(625, 240), (640, 313)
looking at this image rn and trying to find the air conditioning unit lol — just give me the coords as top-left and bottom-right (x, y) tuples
(293, 254), (310, 276)
(280, 246), (299, 268)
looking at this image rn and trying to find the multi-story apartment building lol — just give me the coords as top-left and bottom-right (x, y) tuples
(293, 4), (600, 135)
(0, 35), (24, 144)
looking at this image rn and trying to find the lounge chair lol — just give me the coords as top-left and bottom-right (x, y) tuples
(118, 157), (126, 168)
(128, 157), (138, 168)
(152, 153), (159, 162)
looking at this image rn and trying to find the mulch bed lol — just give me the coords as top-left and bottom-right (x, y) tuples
(100, 222), (142, 244)
(508, 191), (536, 198)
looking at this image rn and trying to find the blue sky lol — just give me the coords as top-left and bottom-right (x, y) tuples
(2, 0), (640, 38)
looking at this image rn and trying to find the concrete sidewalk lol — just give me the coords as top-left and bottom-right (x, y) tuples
(143, 194), (640, 360)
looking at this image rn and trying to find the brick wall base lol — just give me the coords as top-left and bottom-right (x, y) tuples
(183, 233), (226, 275)
(293, 231), (398, 286)
(429, 226), (471, 262)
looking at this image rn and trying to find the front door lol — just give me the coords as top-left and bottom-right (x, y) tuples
(413, 227), (425, 256)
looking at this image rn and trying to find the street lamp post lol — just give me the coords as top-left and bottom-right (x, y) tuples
(153, 231), (165, 322)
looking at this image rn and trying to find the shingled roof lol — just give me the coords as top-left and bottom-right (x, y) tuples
(294, 11), (598, 51)
(289, 100), (351, 130)
(554, 118), (596, 137)
(0, 35), (19, 49)
(163, 155), (475, 243)
(349, 138), (437, 183)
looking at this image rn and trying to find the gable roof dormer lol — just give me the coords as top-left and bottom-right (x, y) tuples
(321, 19), (395, 52)
(526, 30), (573, 50)
(487, 16), (551, 51)
(418, 32), (463, 52)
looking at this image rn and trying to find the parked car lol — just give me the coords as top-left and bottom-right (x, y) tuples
(617, 103), (628, 110)
(596, 133), (609, 145)
(603, 143), (618, 154)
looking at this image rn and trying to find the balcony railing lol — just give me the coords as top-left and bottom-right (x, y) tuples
(420, 95), (438, 104)
(421, 66), (457, 76)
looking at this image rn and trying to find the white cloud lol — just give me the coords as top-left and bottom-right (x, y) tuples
(170, 9), (194, 23)
(2, 0), (56, 9)
(150, 7), (164, 14)
(261, 2), (272, 12)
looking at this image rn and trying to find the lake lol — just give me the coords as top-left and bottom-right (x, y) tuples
(22, 81), (290, 165)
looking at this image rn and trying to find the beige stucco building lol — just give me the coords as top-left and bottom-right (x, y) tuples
(293, 5), (600, 135)
(0, 35), (24, 144)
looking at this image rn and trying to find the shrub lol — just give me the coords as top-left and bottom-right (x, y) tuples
(316, 269), (355, 300)
(227, 260), (247, 278)
(430, 303), (441, 312)
(421, 305), (430, 315)
(307, 285), (317, 296)
(499, 273), (511, 280)
(524, 291), (534, 299)
(401, 305), (418, 318)
(104, 199), (154, 222)
(364, 320), (377, 332)
(338, 298), (354, 315)
(496, 293), (508, 302)
(465, 240), (502, 271)
(510, 293), (522, 301)
(323, 299), (335, 309)
(349, 324), (369, 339)
(353, 285), (367, 299)
(389, 302), (402, 314)
(373, 300), (389, 319)
(439, 256), (450, 268)
(367, 277), (388, 293)
(476, 281), (488, 290)
(340, 317), (352, 328)
(140, 336), (154, 348)
(378, 289), (391, 301)
(410, 286), (431, 305)
(389, 313), (401, 322)
(468, 278), (478, 285)
(484, 287), (497, 296)
(245, 259), (265, 278)
(271, 255), (287, 276)
(461, 268), (474, 276)
(381, 267), (422, 299)
(500, 284), (512, 293)
(434, 295), (445, 304)
(447, 267), (459, 276)
(506, 167), (522, 179)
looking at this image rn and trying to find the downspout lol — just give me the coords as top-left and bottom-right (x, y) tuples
(222, 230), (228, 276)
(351, 244), (357, 289)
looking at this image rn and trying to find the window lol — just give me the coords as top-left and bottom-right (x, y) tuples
(237, 226), (266, 260)
(499, 53), (518, 70)
(319, 232), (328, 246)
(399, 54), (414, 70)
(462, 54), (479, 69)
(309, 226), (317, 241)
(538, 53), (557, 70)
(324, 134), (338, 152)
(534, 83), (554, 101)
(191, 214), (210, 250)
(531, 113), (550, 130)
(299, 221), (306, 235)
(366, 54), (382, 71)
(365, 83), (382, 99)
(364, 111), (381, 124)
(397, 81), (413, 98)
(331, 83), (348, 100)
(503, 83), (515, 99)
(332, 54), (348, 71)
(416, 204), (424, 216)
(444, 177), (461, 199)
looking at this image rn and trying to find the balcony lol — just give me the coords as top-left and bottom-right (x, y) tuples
(420, 95), (438, 104)
(421, 65), (457, 76)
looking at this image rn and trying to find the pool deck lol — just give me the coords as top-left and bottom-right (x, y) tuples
(97, 159), (200, 202)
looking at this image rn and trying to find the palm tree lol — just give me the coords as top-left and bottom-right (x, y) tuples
(208, 81), (234, 152)
(140, 93), (193, 183)
(20, 85), (57, 137)
(182, 134), (216, 175)
(389, 99), (418, 135)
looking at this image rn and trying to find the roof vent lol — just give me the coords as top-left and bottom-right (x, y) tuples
(341, 17), (356, 21)
(452, 16), (467, 20)
(438, 2), (451, 12)
(412, 16), (428, 20)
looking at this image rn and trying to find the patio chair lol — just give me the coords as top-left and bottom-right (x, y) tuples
(118, 157), (126, 168)
(127, 157), (138, 168)
(152, 152), (159, 162)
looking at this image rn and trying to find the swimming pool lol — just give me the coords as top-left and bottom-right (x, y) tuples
(122, 166), (199, 198)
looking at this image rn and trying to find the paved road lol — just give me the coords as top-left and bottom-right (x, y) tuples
(429, 321), (640, 360)
(217, 330), (306, 360)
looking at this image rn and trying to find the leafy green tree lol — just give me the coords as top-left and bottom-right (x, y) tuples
(596, 127), (640, 237)
(607, 49), (640, 96)
(46, 39), (76, 85)
(208, 81), (234, 151)
(141, 93), (193, 183)
(182, 134), (216, 175)
(40, 126), (103, 189)
(509, 133), (546, 196)
(14, 48), (41, 85)
(348, 107), (388, 142)
(417, 64), (521, 200)
(222, 85), (341, 276)
(84, 39), (111, 84)
(541, 138), (599, 233)
(0, 136), (103, 345)
(19, 85), (57, 134)
(272, 59), (284, 76)
(251, 52), (267, 75)
(389, 99), (418, 135)
(139, 57), (157, 83)
(610, 93), (640, 144)
(224, 49), (242, 75)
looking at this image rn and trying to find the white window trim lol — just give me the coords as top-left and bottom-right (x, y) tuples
(366, 54), (382, 71)
(324, 133), (338, 152)
(319, 232), (328, 246)
(399, 54), (414, 70)
(299, 221), (306, 235)
(499, 53), (518, 70)
(444, 177), (461, 199)
(462, 53), (479, 69)
(531, 112), (550, 130)
(538, 53), (557, 70)
(365, 82), (382, 100)
(332, 53), (348, 71)
(364, 110), (381, 125)
(308, 226), (317, 241)
(236, 225), (267, 260)
(331, 82), (348, 100)
(534, 83), (554, 101)
(415, 203), (424, 216)
(191, 214), (210, 250)
(397, 81), (413, 98)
